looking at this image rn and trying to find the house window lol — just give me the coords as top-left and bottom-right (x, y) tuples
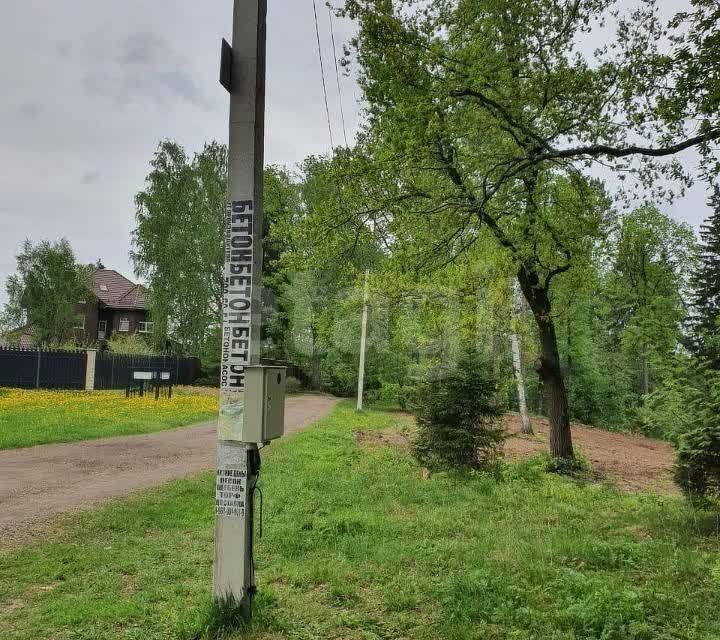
(98, 320), (107, 339)
(74, 315), (85, 330)
(119, 317), (130, 332)
(100, 284), (108, 292)
(138, 321), (154, 334)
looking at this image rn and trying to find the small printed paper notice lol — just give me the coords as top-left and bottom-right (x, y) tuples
(215, 467), (246, 517)
(215, 445), (248, 518)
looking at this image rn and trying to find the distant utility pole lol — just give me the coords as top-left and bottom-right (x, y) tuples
(214, 0), (266, 615)
(356, 269), (369, 411)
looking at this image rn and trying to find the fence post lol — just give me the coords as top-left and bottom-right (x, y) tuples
(36, 350), (41, 389)
(85, 349), (97, 392)
(176, 355), (180, 383)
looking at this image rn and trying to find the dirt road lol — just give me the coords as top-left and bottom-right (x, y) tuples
(0, 394), (338, 536)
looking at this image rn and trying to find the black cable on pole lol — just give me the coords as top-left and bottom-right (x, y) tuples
(312, 0), (335, 150)
(327, 4), (349, 147)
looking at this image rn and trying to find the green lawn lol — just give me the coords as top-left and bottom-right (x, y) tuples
(2, 402), (719, 639)
(0, 387), (218, 449)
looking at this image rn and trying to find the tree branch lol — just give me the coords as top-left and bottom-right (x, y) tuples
(451, 88), (551, 150)
(543, 262), (572, 290)
(538, 128), (720, 162)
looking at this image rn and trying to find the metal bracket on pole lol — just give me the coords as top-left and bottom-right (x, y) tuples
(220, 39), (233, 93)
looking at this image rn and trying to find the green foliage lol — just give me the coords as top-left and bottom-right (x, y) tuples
(604, 206), (697, 396)
(675, 368), (720, 501)
(660, 0), (720, 130)
(338, 0), (704, 459)
(543, 451), (592, 478)
(105, 333), (155, 355)
(552, 261), (636, 429)
(637, 358), (699, 442)
(129, 0), (716, 452)
(132, 140), (226, 356)
(132, 142), (299, 360)
(637, 361), (720, 499)
(320, 350), (360, 397)
(691, 187), (720, 368)
(412, 348), (505, 471)
(545, 206), (699, 433)
(2, 238), (93, 347)
(366, 382), (402, 406)
(261, 166), (305, 360)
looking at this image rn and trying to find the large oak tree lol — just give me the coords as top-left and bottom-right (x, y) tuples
(339, 0), (719, 459)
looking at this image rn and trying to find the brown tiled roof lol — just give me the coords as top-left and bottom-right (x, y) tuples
(93, 269), (147, 310)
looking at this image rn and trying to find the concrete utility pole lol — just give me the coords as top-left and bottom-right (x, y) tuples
(356, 269), (369, 411)
(214, 0), (267, 614)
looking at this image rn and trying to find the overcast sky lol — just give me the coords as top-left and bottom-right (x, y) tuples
(0, 1), (710, 305)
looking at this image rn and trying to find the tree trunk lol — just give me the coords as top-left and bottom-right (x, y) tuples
(510, 280), (532, 435)
(310, 325), (321, 391)
(511, 330), (533, 435)
(565, 315), (572, 395)
(518, 267), (574, 459)
(641, 341), (649, 396)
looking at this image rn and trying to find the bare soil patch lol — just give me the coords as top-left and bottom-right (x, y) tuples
(355, 413), (677, 495)
(504, 414), (678, 495)
(355, 430), (411, 449)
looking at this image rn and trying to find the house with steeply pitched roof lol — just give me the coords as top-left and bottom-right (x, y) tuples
(75, 269), (152, 343)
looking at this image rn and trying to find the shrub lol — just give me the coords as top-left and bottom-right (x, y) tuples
(637, 357), (700, 442)
(106, 333), (155, 355)
(320, 353), (357, 397)
(674, 369), (720, 500)
(374, 382), (399, 404)
(366, 382), (403, 407)
(411, 348), (505, 471)
(544, 452), (592, 477)
(398, 384), (415, 410)
(638, 379), (696, 442)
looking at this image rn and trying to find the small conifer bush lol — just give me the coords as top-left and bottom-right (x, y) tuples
(674, 371), (720, 500)
(411, 348), (505, 471)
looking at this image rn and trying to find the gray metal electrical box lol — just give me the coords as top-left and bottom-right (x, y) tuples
(241, 365), (287, 443)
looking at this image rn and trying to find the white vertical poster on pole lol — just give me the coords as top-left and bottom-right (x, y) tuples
(218, 199), (255, 441)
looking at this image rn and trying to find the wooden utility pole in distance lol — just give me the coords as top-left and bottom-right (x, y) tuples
(356, 269), (369, 411)
(214, 0), (266, 616)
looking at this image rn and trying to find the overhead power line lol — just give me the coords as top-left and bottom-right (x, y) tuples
(312, 0), (335, 150)
(327, 4), (349, 147)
